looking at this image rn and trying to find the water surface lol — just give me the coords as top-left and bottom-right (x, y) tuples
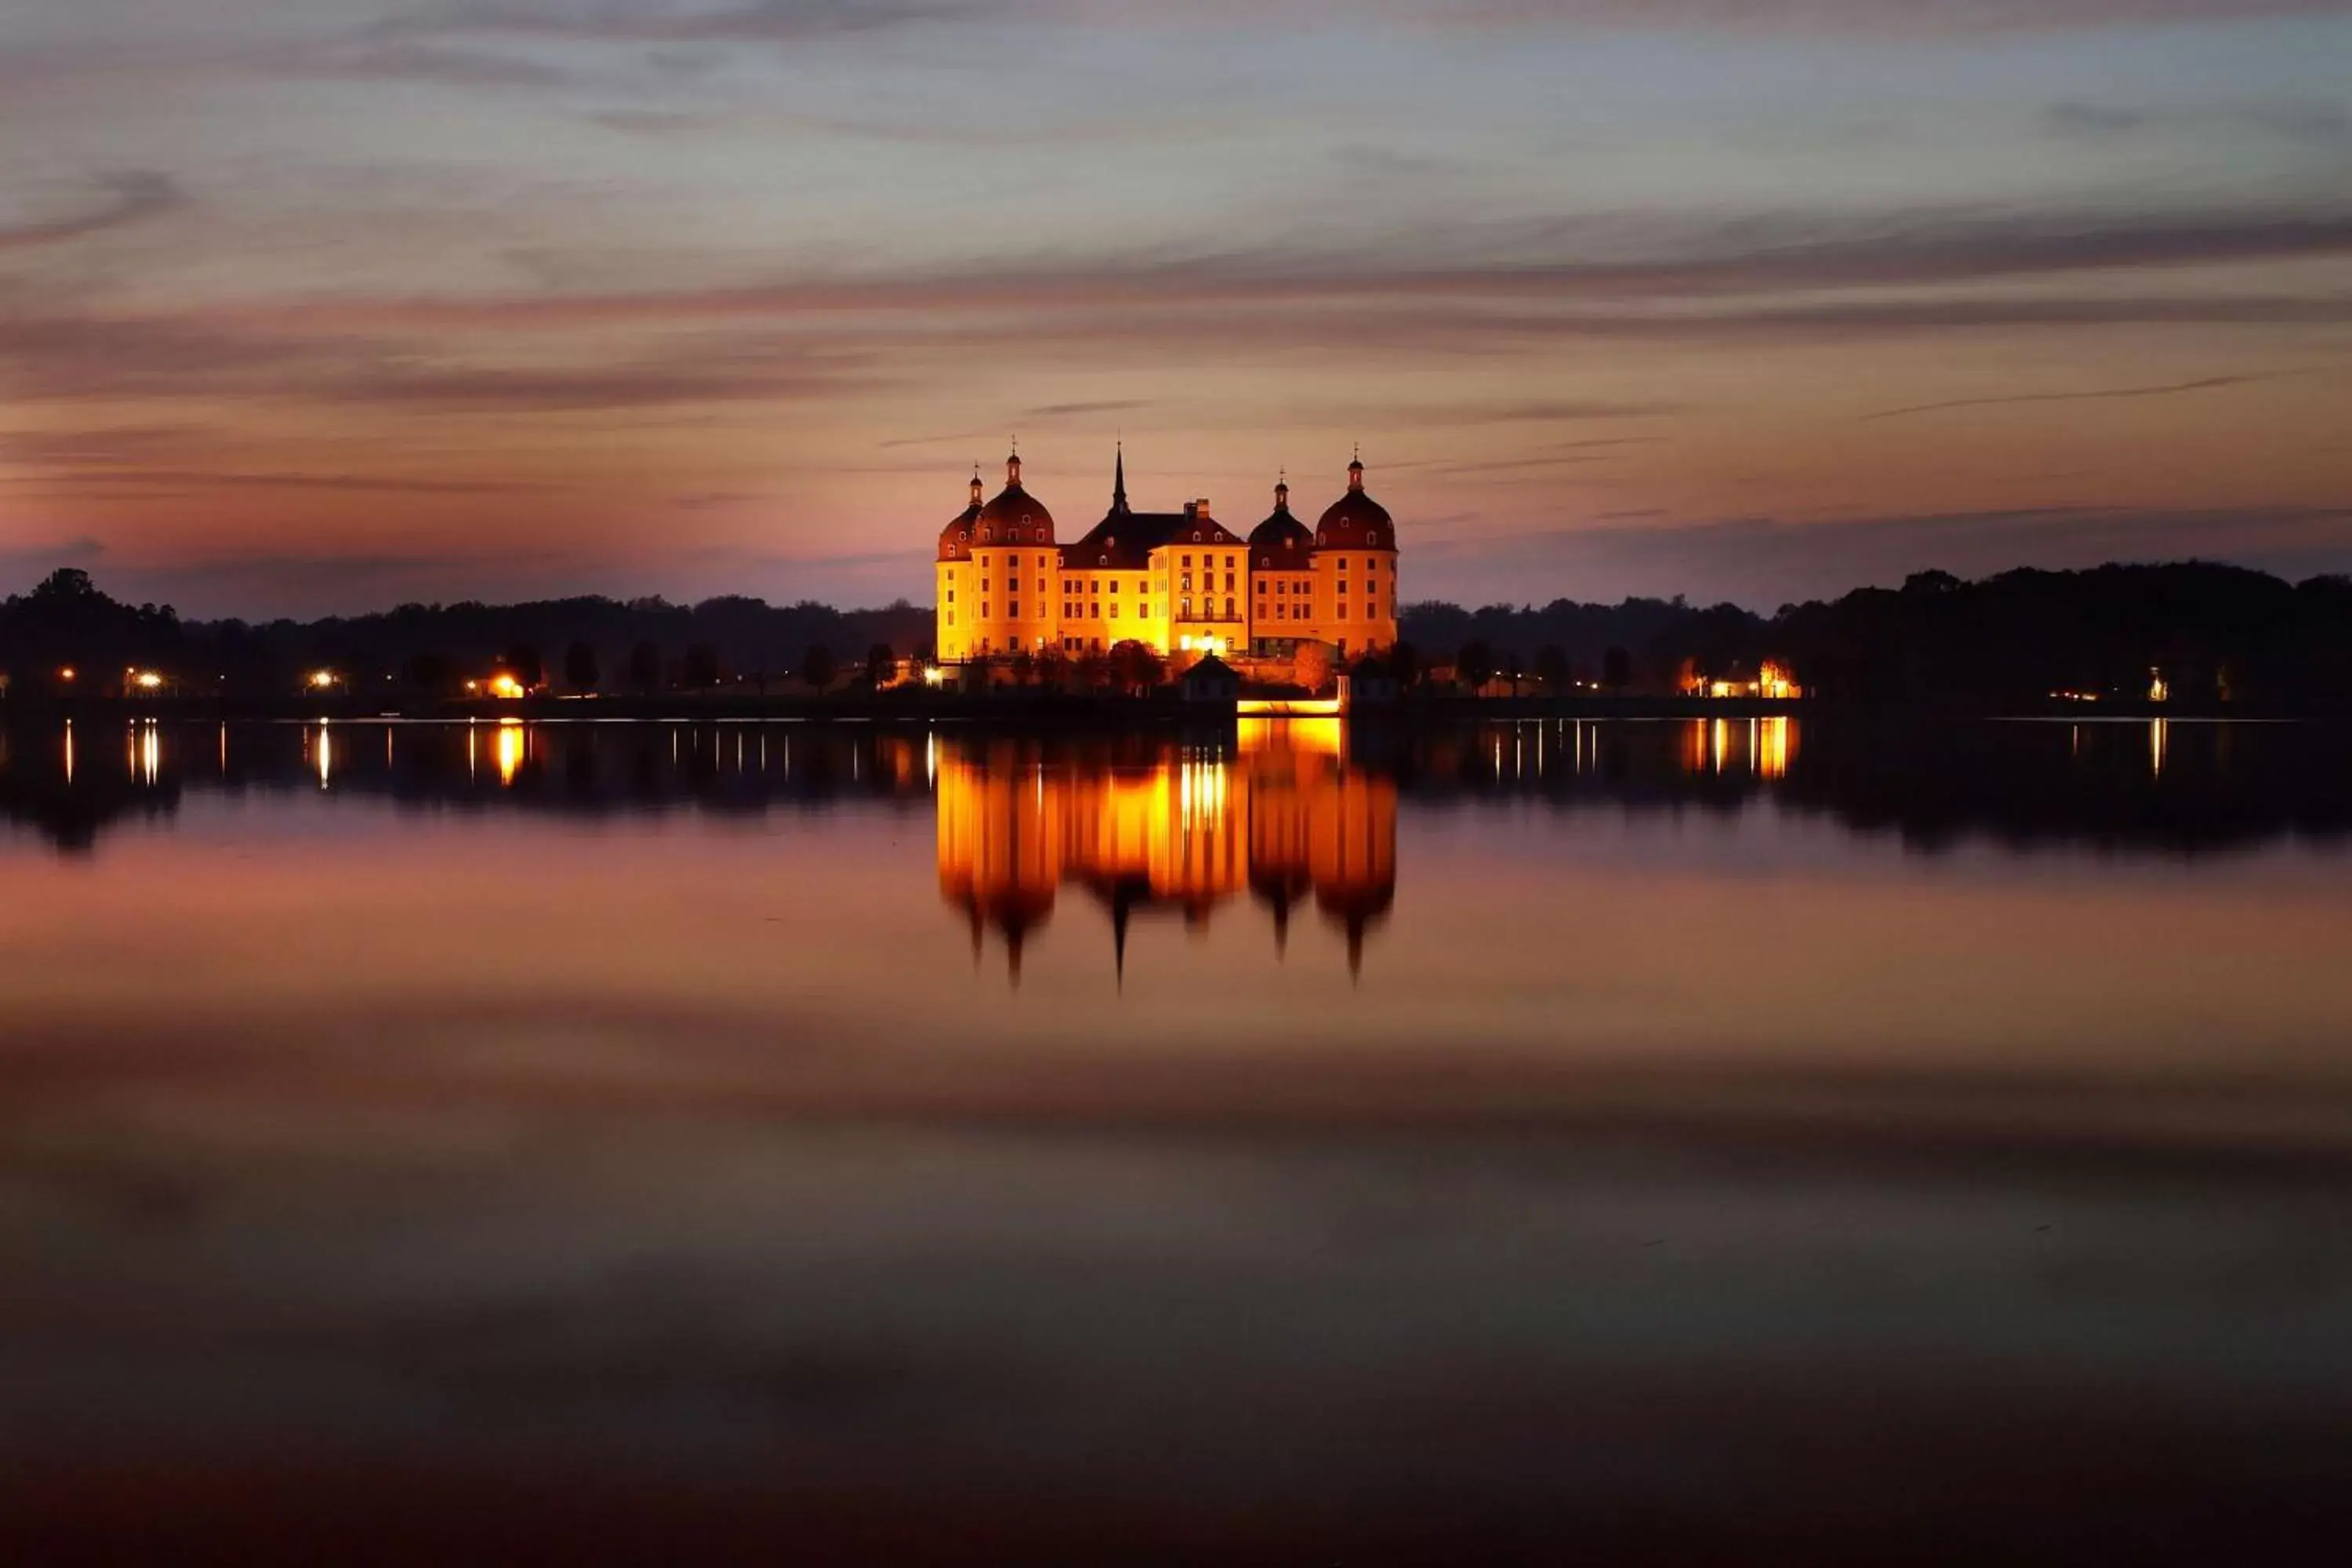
(5, 717), (2350, 1562)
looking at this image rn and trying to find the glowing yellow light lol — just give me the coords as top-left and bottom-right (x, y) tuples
(58, 666), (76, 682)
(923, 666), (945, 686)
(132, 671), (165, 691)
(310, 670), (339, 690)
(488, 673), (525, 699)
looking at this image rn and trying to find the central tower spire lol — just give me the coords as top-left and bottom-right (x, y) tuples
(1111, 440), (1128, 514)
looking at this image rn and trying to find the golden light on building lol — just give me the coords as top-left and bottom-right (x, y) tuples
(488, 673), (526, 700)
(2149, 668), (2170, 702)
(310, 670), (340, 691)
(131, 670), (165, 691)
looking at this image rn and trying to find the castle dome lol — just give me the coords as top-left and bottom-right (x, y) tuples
(1248, 475), (1313, 564)
(938, 467), (985, 562)
(1313, 456), (1396, 552)
(971, 449), (1055, 546)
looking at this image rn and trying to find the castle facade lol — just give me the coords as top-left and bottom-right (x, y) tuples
(935, 448), (1400, 663)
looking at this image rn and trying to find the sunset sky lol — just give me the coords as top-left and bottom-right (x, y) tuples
(2, 0), (2348, 618)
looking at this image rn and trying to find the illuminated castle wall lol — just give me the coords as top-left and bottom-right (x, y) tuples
(934, 449), (1401, 665)
(935, 721), (1396, 980)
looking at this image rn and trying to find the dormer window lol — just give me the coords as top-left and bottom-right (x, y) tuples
(1367, 531), (1379, 546)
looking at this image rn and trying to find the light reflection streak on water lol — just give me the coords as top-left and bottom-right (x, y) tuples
(497, 720), (524, 787)
(2151, 718), (2169, 779)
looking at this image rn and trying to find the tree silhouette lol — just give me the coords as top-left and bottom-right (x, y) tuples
(32, 568), (97, 601)
(1109, 640), (1164, 694)
(1504, 650), (1526, 696)
(1388, 640), (1423, 688)
(865, 642), (895, 688)
(628, 640), (662, 694)
(1602, 645), (1632, 691)
(404, 650), (456, 695)
(1457, 639), (1497, 692)
(1536, 644), (1570, 690)
(799, 643), (836, 692)
(564, 640), (600, 694)
(683, 643), (721, 690)
(499, 644), (545, 691)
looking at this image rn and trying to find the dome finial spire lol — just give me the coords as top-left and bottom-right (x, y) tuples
(1006, 438), (1021, 488)
(1112, 439), (1127, 513)
(1348, 446), (1364, 491)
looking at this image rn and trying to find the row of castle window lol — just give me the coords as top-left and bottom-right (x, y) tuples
(951, 599), (1373, 628)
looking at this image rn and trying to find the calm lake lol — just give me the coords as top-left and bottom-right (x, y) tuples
(5, 715), (2351, 1562)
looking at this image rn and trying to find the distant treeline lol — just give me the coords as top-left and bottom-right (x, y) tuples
(1401, 562), (2352, 706)
(8, 560), (2352, 707)
(0, 569), (931, 697)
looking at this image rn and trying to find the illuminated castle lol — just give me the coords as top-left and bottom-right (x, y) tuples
(935, 447), (1401, 663)
(935, 723), (1396, 982)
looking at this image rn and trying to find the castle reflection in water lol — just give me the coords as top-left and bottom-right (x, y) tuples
(9, 715), (2350, 960)
(938, 719), (1394, 981)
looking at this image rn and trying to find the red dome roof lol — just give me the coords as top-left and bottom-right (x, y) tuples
(1313, 458), (1395, 552)
(1249, 479), (1312, 561)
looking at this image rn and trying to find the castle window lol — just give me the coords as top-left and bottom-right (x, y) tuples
(1010, 602), (1020, 617)
(1181, 555), (1192, 568)
(1367, 532), (1379, 546)
(1259, 557), (1269, 568)
(981, 604), (989, 618)
(958, 530), (967, 542)
(1225, 597), (1236, 618)
(1255, 579), (1266, 593)
(1191, 532), (1202, 542)
(1098, 555), (1109, 566)
(1180, 597), (1192, 619)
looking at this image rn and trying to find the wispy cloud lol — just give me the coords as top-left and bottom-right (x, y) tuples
(0, 173), (184, 253)
(1860, 374), (2285, 423)
(184, 204), (2352, 338)
(377, 0), (978, 45)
